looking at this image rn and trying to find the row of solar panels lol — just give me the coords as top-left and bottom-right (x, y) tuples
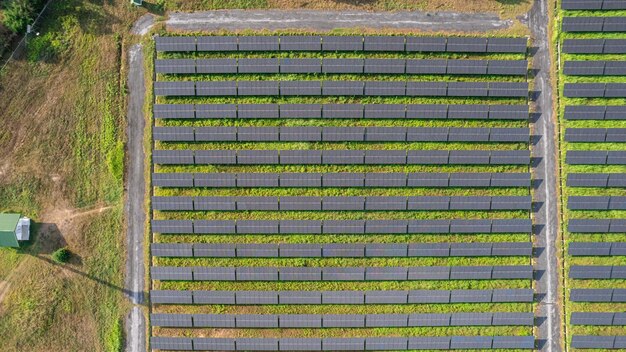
(153, 172), (531, 189)
(154, 81), (529, 97)
(562, 0), (626, 9)
(154, 103), (529, 120)
(150, 288), (534, 305)
(564, 105), (626, 120)
(563, 83), (626, 97)
(570, 242), (626, 256)
(571, 289), (626, 302)
(572, 336), (626, 349)
(153, 149), (531, 165)
(567, 173), (626, 187)
(572, 312), (626, 325)
(150, 336), (535, 351)
(153, 126), (530, 143)
(152, 195), (532, 212)
(155, 35), (527, 53)
(151, 312), (534, 328)
(155, 58), (528, 76)
(570, 265), (626, 279)
(152, 219), (532, 234)
(565, 128), (626, 142)
(569, 219), (626, 232)
(150, 265), (534, 281)
(566, 150), (626, 165)
(151, 242), (533, 258)
(568, 196), (626, 210)
(563, 39), (626, 53)
(564, 60), (626, 76)
(562, 17), (626, 32)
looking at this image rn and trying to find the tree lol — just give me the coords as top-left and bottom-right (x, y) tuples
(52, 247), (71, 263)
(3, 0), (34, 33)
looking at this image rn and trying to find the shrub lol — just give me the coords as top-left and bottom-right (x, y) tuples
(51, 247), (71, 263)
(3, 0), (34, 33)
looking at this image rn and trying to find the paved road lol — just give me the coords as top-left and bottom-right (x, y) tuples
(167, 10), (513, 32)
(528, 0), (562, 351)
(124, 43), (146, 352)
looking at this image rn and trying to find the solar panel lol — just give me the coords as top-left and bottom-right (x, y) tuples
(489, 104), (528, 120)
(364, 290), (408, 304)
(408, 290), (450, 303)
(605, 83), (626, 98)
(446, 37), (487, 52)
(364, 36), (405, 51)
(322, 36), (363, 51)
(280, 314), (322, 328)
(606, 61), (626, 76)
(408, 243), (450, 257)
(406, 81), (447, 96)
(322, 291), (363, 304)
(193, 290), (236, 304)
(237, 103), (279, 118)
(405, 59), (447, 74)
(365, 150), (406, 164)
(364, 81), (406, 96)
(322, 150), (364, 164)
(196, 58), (237, 74)
(280, 36), (322, 51)
(238, 58), (279, 73)
(195, 81), (236, 96)
(365, 127), (406, 142)
(563, 39), (605, 54)
(448, 127), (489, 142)
(449, 150), (490, 165)
(196, 36), (237, 51)
(280, 81), (322, 96)
(489, 82), (528, 97)
(490, 150), (530, 165)
(279, 173), (321, 188)
(407, 127), (448, 142)
(323, 338), (365, 351)
(195, 126), (237, 141)
(280, 338), (322, 351)
(235, 291), (277, 305)
(236, 267), (278, 281)
(487, 37), (527, 53)
(237, 80), (279, 96)
(493, 336), (535, 349)
(450, 289), (491, 303)
(365, 243), (407, 257)
(562, 0), (602, 10)
(280, 196), (321, 211)
(154, 104), (194, 119)
(493, 289), (534, 302)
(364, 58), (405, 74)
(195, 150), (237, 164)
(280, 243), (322, 257)
(492, 242), (532, 256)
(152, 196), (193, 211)
(238, 36), (279, 51)
(322, 81), (364, 96)
(451, 336), (492, 349)
(451, 313), (492, 326)
(365, 172), (406, 187)
(409, 266), (450, 280)
(366, 196), (407, 211)
(451, 220), (492, 234)
(280, 150), (322, 164)
(323, 243), (365, 257)
(449, 173), (489, 187)
(363, 104), (405, 119)
(562, 16), (605, 32)
(408, 220), (450, 233)
(194, 243), (236, 257)
(236, 314), (278, 328)
(365, 337), (408, 350)
(237, 127), (279, 142)
(608, 151), (626, 164)
(407, 150), (449, 164)
(237, 243), (279, 257)
(405, 104), (447, 119)
(155, 36), (196, 52)
(604, 17), (626, 32)
(155, 59), (195, 74)
(571, 335), (615, 349)
(564, 83), (606, 97)
(405, 37), (447, 52)
(236, 173), (278, 187)
(604, 0), (626, 9)
(564, 60), (605, 76)
(151, 337), (193, 351)
(237, 150), (279, 164)
(151, 266), (192, 281)
(150, 290), (192, 304)
(237, 220), (279, 234)
(450, 243), (491, 257)
(152, 219), (193, 234)
(448, 82), (489, 97)
(154, 81), (195, 96)
(408, 313), (449, 327)
(323, 314), (365, 327)
(570, 265), (613, 279)
(365, 220), (408, 234)
(280, 58), (321, 74)
(568, 196), (610, 210)
(571, 312), (614, 326)
(153, 172), (194, 187)
(322, 173), (364, 187)
(321, 58), (363, 74)
(408, 196), (449, 210)
(447, 60), (488, 75)
(194, 314), (236, 328)
(323, 220), (365, 234)
(605, 39), (626, 53)
(237, 338), (278, 351)
(488, 59), (528, 75)
(322, 127), (365, 141)
(448, 104), (489, 120)
(193, 267), (236, 281)
(408, 337), (451, 350)
(194, 220), (236, 234)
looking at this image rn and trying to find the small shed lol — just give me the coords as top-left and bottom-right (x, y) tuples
(0, 213), (30, 247)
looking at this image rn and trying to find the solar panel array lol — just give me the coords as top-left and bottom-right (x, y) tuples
(151, 35), (533, 350)
(153, 172), (531, 188)
(562, 17), (626, 32)
(151, 336), (535, 351)
(154, 126), (529, 143)
(155, 80), (529, 97)
(151, 288), (534, 305)
(562, 0), (626, 10)
(561, 8), (626, 346)
(151, 312), (534, 328)
(156, 58), (528, 75)
(153, 149), (531, 165)
(156, 35), (527, 53)
(155, 103), (529, 120)
(152, 242), (533, 258)
(152, 219), (533, 234)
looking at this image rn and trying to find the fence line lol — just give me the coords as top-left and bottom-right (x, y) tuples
(0, 0), (56, 73)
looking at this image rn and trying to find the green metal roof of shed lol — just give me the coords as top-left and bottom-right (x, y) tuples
(0, 213), (20, 247)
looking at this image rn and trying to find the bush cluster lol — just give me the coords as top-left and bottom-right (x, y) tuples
(1, 0), (45, 34)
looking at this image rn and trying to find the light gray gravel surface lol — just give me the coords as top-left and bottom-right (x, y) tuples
(529, 0), (562, 351)
(166, 10), (513, 32)
(132, 13), (156, 36)
(124, 43), (146, 352)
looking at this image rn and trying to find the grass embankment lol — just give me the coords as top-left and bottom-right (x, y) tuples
(149, 34), (534, 346)
(556, 5), (626, 349)
(161, 0), (533, 21)
(0, 0), (136, 350)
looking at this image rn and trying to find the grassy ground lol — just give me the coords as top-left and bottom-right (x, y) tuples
(0, 0), (138, 351)
(150, 34), (534, 347)
(556, 3), (626, 350)
(160, 0), (534, 20)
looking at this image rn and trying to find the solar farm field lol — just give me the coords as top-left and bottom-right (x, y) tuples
(558, 0), (626, 350)
(148, 35), (535, 351)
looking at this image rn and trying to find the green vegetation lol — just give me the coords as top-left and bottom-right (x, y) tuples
(51, 247), (71, 263)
